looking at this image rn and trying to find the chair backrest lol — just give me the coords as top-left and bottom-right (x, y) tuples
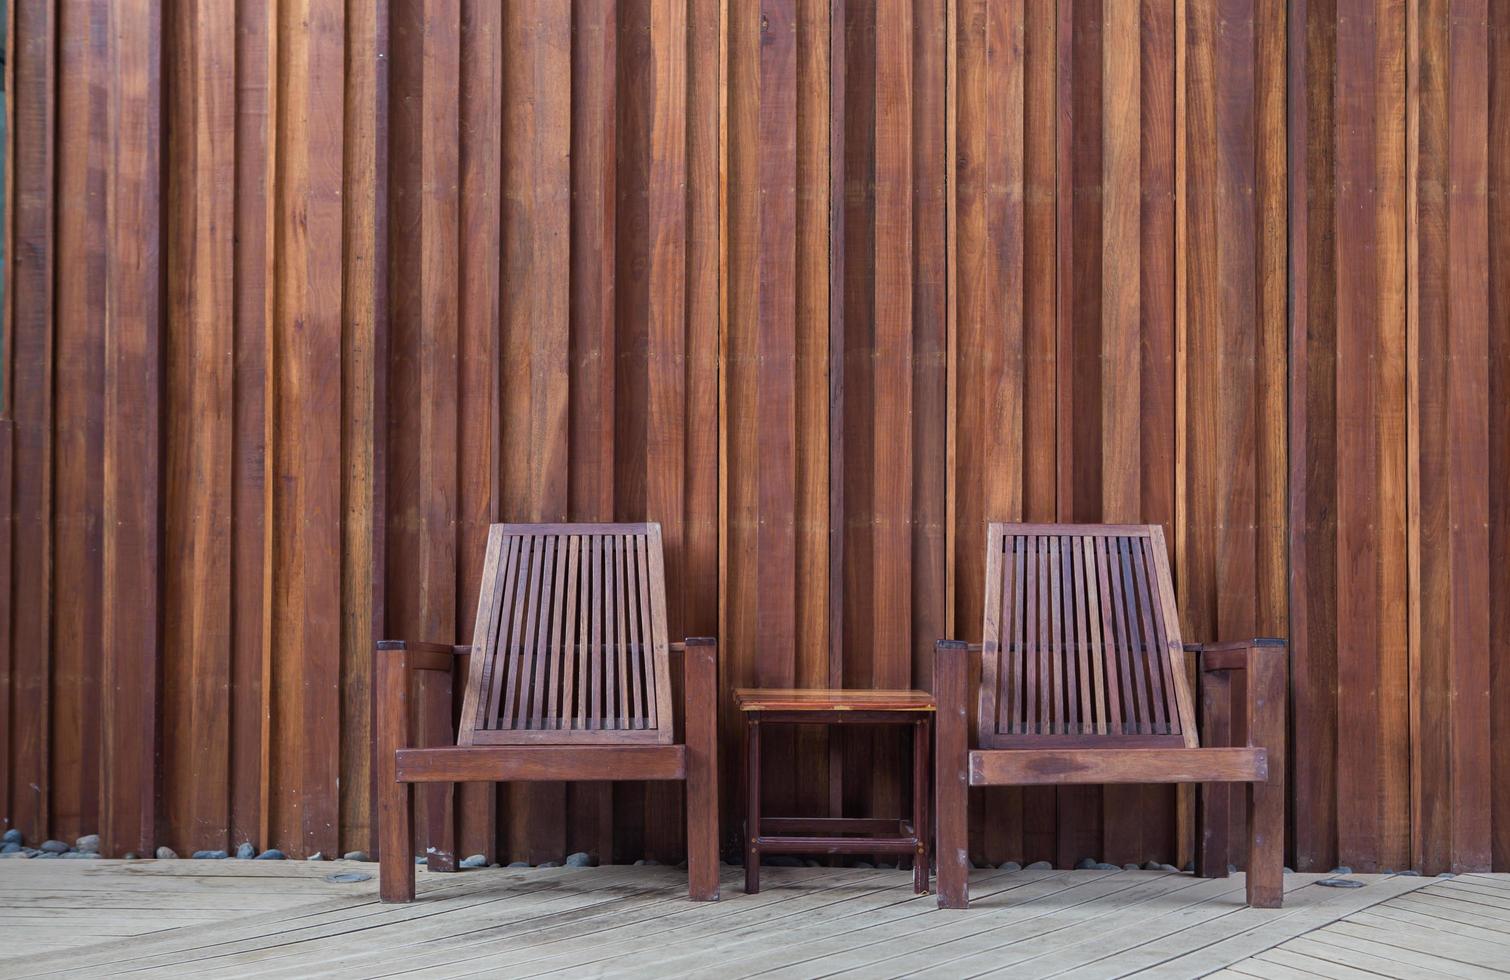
(457, 523), (674, 745)
(978, 523), (1197, 748)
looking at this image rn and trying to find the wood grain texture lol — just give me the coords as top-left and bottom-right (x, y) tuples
(4, 0), (1507, 873)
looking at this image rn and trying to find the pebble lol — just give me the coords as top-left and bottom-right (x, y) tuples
(75, 834), (101, 854)
(1026, 861), (1052, 871)
(1318, 878), (1364, 889)
(156, 846), (179, 859)
(998, 861), (1022, 871)
(1, 829), (22, 845)
(235, 842), (257, 860)
(508, 861), (530, 868)
(192, 850), (229, 860)
(1075, 857), (1098, 870)
(342, 851), (371, 862)
(1, 843), (20, 854)
(565, 852), (593, 868)
(254, 849), (286, 860)
(40, 840), (71, 854)
(460, 854), (488, 869)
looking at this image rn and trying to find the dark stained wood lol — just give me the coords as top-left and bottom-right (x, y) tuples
(380, 522), (718, 901)
(940, 524), (1286, 908)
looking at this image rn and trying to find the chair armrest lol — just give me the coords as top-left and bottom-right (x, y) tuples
(376, 640), (471, 673)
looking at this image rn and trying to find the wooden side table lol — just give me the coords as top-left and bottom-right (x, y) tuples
(735, 688), (935, 895)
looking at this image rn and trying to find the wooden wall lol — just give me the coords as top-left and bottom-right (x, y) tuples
(1, 0), (1506, 874)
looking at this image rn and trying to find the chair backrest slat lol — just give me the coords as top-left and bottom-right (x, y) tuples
(459, 523), (674, 745)
(979, 523), (1196, 748)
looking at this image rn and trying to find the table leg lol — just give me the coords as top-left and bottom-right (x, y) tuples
(914, 718), (930, 894)
(745, 717), (761, 894)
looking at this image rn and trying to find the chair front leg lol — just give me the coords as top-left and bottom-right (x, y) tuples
(684, 637), (721, 901)
(1245, 642), (1286, 908)
(378, 647), (417, 902)
(935, 640), (970, 909)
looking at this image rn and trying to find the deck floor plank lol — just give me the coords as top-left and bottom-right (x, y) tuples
(1, 862), (1506, 979)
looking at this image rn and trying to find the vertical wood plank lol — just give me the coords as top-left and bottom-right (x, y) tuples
(100, 0), (163, 858)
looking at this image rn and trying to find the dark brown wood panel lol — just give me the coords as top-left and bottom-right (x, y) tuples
(2, 0), (1506, 874)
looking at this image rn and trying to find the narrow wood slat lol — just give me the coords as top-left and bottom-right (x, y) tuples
(1096, 535), (1131, 734)
(1130, 535), (1170, 731)
(635, 535), (657, 729)
(1072, 534), (1095, 734)
(624, 535), (644, 728)
(1059, 535), (1080, 732)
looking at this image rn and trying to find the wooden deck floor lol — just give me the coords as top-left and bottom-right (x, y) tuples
(0, 861), (1505, 978)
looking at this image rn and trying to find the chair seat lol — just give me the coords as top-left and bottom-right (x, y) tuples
(734, 688), (935, 712)
(968, 747), (1266, 786)
(396, 744), (686, 783)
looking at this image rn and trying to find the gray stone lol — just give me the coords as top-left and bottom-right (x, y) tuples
(1, 829), (21, 845)
(1075, 857), (1098, 870)
(537, 861), (560, 869)
(192, 849), (229, 860)
(565, 852), (593, 868)
(999, 861), (1022, 871)
(1318, 878), (1364, 889)
(307, 852), (324, 861)
(40, 840), (71, 854)
(1094, 863), (1119, 871)
(0, 851), (30, 859)
(1122, 863), (1141, 872)
(508, 861), (530, 868)
(1330, 865), (1353, 875)
(342, 850), (371, 862)
(253, 849), (286, 860)
(156, 846), (179, 859)
(235, 842), (257, 860)
(75, 834), (101, 854)
(1026, 860), (1053, 870)
(460, 854), (487, 869)
(1, 843), (19, 854)
(61, 851), (101, 859)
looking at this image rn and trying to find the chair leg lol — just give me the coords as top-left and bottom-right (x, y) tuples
(1245, 643), (1286, 908)
(745, 718), (761, 895)
(684, 638), (721, 901)
(935, 640), (970, 909)
(380, 778), (415, 903)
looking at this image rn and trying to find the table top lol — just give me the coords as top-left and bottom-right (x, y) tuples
(734, 688), (936, 713)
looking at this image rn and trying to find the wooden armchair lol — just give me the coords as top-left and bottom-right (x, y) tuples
(377, 522), (720, 902)
(935, 523), (1285, 909)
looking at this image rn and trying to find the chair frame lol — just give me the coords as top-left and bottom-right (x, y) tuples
(376, 523), (721, 903)
(935, 522), (1286, 909)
